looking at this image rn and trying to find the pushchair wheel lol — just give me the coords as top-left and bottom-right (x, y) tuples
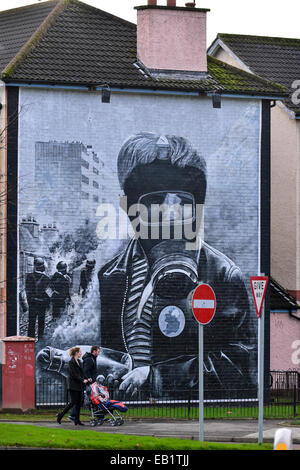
(97, 418), (104, 426)
(117, 418), (124, 426)
(90, 419), (98, 427)
(110, 419), (118, 426)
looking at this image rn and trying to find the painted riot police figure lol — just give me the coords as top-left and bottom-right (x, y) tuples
(98, 133), (256, 399)
(79, 259), (96, 297)
(51, 261), (72, 320)
(26, 257), (50, 339)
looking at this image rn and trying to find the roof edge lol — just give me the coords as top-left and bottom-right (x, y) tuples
(0, 0), (57, 16)
(207, 37), (220, 55)
(217, 32), (300, 44)
(270, 276), (299, 311)
(2, 79), (289, 100)
(208, 37), (254, 75)
(75, 0), (136, 28)
(1, 0), (67, 79)
(207, 55), (288, 97)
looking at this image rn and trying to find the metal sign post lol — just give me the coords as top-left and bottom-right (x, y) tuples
(250, 275), (268, 445)
(199, 322), (204, 442)
(188, 283), (216, 442)
(258, 300), (265, 444)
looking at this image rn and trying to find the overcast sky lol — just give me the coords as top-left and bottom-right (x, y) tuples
(1, 0), (299, 46)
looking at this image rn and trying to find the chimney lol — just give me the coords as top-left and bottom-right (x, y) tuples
(136, 1), (210, 74)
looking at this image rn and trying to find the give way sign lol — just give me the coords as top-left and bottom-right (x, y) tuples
(191, 283), (216, 325)
(250, 276), (268, 318)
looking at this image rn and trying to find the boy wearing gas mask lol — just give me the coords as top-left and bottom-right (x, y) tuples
(98, 133), (256, 399)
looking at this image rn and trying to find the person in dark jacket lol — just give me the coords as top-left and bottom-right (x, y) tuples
(82, 345), (101, 382)
(68, 345), (100, 422)
(57, 347), (91, 425)
(26, 258), (50, 339)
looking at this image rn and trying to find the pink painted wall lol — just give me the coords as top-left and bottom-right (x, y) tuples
(137, 8), (207, 72)
(270, 313), (300, 372)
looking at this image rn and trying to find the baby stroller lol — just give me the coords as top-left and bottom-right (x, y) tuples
(85, 382), (128, 427)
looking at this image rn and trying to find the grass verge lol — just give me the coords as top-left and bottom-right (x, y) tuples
(1, 405), (299, 421)
(0, 423), (272, 450)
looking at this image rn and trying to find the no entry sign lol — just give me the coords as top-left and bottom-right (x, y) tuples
(191, 283), (216, 325)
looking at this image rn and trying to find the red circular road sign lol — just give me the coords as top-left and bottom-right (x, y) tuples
(191, 283), (216, 325)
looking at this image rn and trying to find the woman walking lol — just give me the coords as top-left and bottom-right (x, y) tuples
(57, 347), (90, 425)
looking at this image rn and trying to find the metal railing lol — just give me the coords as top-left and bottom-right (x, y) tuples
(270, 370), (300, 394)
(35, 370), (300, 419)
(269, 370), (300, 418)
(36, 377), (68, 407)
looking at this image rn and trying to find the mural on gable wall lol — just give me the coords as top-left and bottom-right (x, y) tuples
(17, 89), (260, 400)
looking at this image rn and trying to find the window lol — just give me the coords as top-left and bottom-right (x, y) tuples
(81, 158), (89, 169)
(81, 191), (89, 200)
(93, 153), (100, 164)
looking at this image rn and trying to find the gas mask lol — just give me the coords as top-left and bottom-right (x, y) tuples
(136, 190), (203, 318)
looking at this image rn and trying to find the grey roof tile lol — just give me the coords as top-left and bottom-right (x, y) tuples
(0, 0), (287, 98)
(0, 0), (59, 72)
(216, 33), (300, 113)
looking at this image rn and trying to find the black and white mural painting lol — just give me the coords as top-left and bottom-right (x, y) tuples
(17, 89), (260, 400)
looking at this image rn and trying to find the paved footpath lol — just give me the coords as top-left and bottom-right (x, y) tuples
(3, 419), (300, 448)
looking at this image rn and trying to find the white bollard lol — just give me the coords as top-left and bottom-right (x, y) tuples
(273, 428), (293, 450)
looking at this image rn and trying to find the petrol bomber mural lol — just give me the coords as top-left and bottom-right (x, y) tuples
(17, 90), (260, 400)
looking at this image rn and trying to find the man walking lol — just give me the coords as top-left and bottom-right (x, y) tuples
(82, 345), (101, 382)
